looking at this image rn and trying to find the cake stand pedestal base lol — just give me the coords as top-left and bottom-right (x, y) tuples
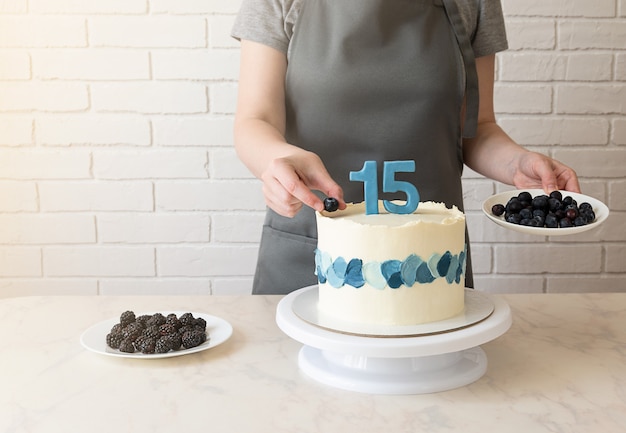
(276, 286), (512, 395)
(298, 345), (486, 395)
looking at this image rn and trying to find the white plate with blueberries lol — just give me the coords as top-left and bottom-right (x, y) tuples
(482, 189), (609, 236)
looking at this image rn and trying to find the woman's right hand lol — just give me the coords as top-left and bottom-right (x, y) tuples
(260, 149), (345, 218)
(233, 40), (344, 217)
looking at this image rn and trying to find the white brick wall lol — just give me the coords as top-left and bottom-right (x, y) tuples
(0, 0), (624, 297)
(474, 0), (626, 294)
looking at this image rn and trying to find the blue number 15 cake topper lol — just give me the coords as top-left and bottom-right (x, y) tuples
(349, 160), (420, 215)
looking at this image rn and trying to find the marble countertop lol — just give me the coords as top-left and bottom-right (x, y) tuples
(1, 292), (625, 433)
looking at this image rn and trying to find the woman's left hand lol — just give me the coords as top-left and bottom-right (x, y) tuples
(512, 151), (581, 194)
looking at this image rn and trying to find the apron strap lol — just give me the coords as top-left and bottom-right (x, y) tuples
(439, 0), (479, 138)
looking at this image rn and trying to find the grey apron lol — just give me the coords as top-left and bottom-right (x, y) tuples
(252, 0), (478, 294)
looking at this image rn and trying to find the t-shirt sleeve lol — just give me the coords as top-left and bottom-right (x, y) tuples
(231, 0), (290, 55)
(472, 0), (508, 57)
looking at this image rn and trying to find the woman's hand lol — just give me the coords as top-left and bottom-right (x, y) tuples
(512, 151), (581, 194)
(260, 149), (345, 218)
(464, 54), (581, 195)
(234, 41), (345, 217)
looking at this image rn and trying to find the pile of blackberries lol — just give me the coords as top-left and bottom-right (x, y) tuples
(491, 191), (595, 229)
(106, 311), (208, 354)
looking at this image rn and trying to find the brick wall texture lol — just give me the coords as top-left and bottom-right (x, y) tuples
(0, 0), (624, 296)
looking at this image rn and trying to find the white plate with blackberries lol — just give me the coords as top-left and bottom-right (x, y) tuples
(482, 189), (609, 236)
(80, 311), (233, 359)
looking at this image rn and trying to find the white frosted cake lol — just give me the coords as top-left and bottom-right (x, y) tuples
(315, 200), (466, 326)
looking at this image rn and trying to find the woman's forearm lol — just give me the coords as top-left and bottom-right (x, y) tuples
(234, 116), (301, 180)
(463, 121), (527, 185)
(463, 121), (580, 193)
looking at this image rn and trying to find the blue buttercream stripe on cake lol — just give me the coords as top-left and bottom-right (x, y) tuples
(400, 254), (421, 286)
(345, 259), (365, 288)
(315, 248), (466, 289)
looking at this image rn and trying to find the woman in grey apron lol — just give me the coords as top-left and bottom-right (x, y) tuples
(233, 0), (580, 295)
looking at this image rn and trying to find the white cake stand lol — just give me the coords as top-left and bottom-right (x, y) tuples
(276, 285), (512, 395)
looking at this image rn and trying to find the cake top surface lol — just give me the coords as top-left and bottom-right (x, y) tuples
(318, 201), (464, 227)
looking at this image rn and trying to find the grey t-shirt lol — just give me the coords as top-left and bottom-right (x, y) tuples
(232, 0), (508, 58)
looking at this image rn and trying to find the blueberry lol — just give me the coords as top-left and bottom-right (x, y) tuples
(548, 198), (562, 212)
(581, 209), (596, 223)
(559, 218), (573, 228)
(519, 208), (533, 220)
(323, 197), (339, 212)
(579, 202), (593, 212)
(506, 213), (522, 225)
(573, 216), (587, 227)
(563, 196), (577, 207)
(549, 191), (563, 201)
(491, 204), (505, 216)
(518, 191), (532, 202)
(533, 215), (545, 226)
(506, 198), (523, 214)
(545, 214), (559, 228)
(533, 209), (546, 219)
(565, 205), (579, 220)
(532, 196), (548, 211)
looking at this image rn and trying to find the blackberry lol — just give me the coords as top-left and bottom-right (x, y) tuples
(146, 313), (166, 328)
(122, 322), (143, 341)
(119, 338), (135, 353)
(168, 333), (182, 351)
(181, 330), (206, 349)
(120, 310), (136, 328)
(179, 312), (195, 327)
(135, 315), (151, 328)
(110, 323), (123, 335)
(106, 332), (124, 349)
(166, 314), (182, 330)
(155, 336), (173, 354)
(141, 325), (160, 340)
(159, 323), (177, 336)
(178, 325), (195, 335)
(134, 336), (156, 354)
(193, 317), (207, 330)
